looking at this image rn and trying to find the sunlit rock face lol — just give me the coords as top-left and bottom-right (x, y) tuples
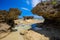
(32, 1), (60, 29)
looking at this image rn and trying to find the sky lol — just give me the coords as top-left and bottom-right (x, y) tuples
(0, 0), (45, 18)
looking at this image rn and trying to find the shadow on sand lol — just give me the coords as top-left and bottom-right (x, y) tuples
(31, 23), (60, 40)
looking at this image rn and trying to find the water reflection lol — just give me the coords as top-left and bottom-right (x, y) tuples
(31, 24), (43, 31)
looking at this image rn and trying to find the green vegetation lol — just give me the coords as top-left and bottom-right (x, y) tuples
(51, 0), (57, 5)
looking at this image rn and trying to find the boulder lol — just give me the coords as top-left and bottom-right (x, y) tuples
(32, 1), (60, 29)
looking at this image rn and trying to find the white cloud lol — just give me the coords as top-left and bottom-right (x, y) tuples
(32, 0), (46, 7)
(32, 0), (40, 7)
(26, 0), (30, 5)
(21, 7), (30, 11)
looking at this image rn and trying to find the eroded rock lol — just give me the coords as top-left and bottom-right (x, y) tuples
(32, 1), (60, 29)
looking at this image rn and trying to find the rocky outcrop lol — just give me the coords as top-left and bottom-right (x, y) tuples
(0, 10), (8, 22)
(0, 8), (21, 31)
(6, 8), (21, 20)
(32, 1), (60, 29)
(23, 16), (34, 20)
(20, 30), (49, 40)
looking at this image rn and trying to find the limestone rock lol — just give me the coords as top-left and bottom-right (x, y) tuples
(32, 1), (60, 28)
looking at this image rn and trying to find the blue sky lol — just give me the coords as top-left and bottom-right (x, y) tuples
(0, 0), (45, 18)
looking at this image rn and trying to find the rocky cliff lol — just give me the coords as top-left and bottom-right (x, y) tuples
(32, 1), (60, 29)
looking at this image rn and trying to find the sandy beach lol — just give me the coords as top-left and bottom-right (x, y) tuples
(0, 19), (60, 40)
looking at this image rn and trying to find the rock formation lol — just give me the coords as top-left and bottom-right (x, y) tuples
(0, 8), (21, 31)
(32, 1), (60, 29)
(23, 16), (34, 20)
(0, 10), (8, 22)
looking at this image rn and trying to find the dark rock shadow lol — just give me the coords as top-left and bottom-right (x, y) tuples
(30, 23), (60, 40)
